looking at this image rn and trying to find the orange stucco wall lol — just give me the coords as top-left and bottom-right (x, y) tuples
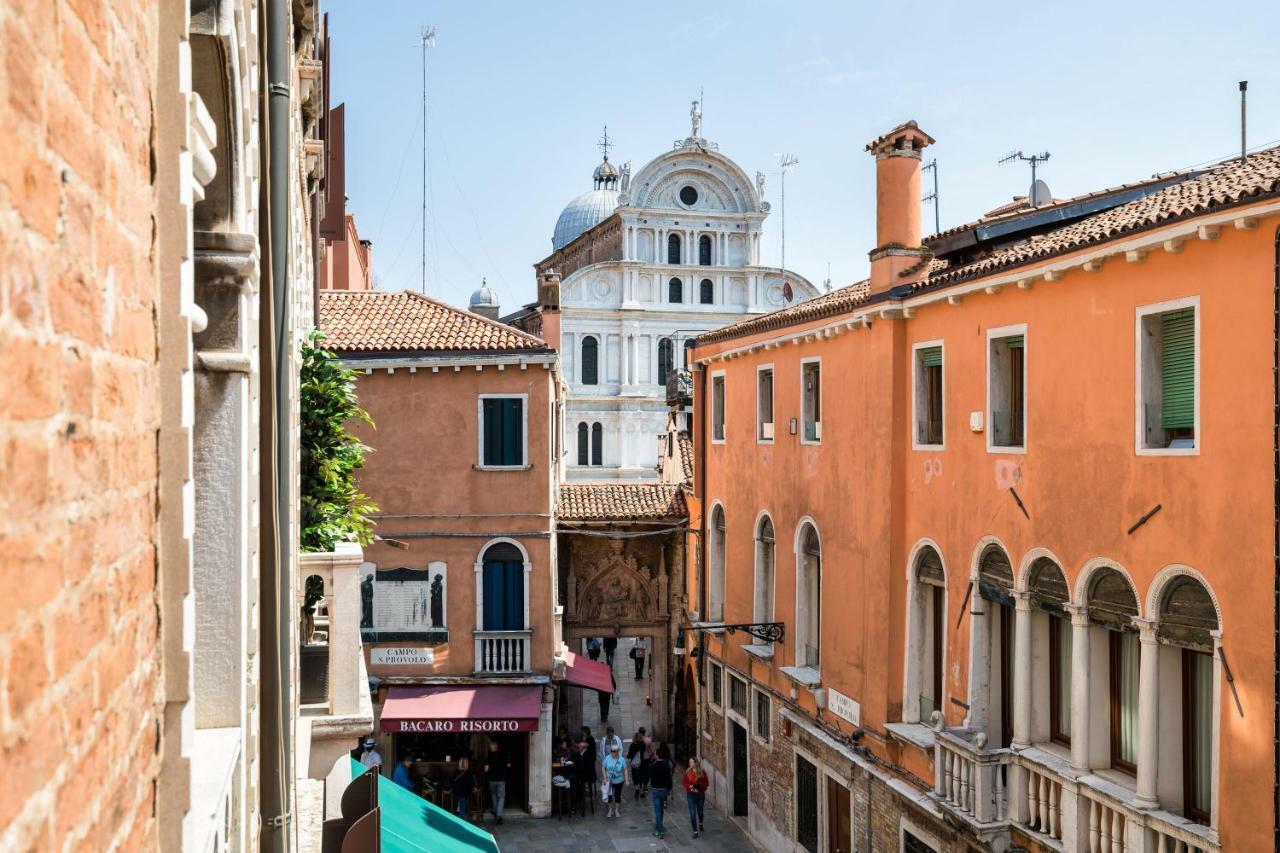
(693, 213), (1279, 849)
(349, 360), (560, 678)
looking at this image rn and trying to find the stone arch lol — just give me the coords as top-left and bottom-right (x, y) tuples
(907, 537), (948, 583)
(1147, 565), (1222, 646)
(1016, 546), (1068, 597)
(1074, 557), (1142, 620)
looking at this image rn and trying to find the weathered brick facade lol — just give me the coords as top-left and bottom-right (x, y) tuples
(0, 1), (162, 849)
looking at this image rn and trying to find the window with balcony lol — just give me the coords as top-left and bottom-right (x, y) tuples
(754, 515), (775, 638)
(581, 335), (599, 385)
(480, 543), (525, 631)
(973, 544), (1015, 748)
(795, 523), (822, 670)
(906, 544), (946, 723)
(707, 505), (726, 622)
(699, 234), (712, 265)
(757, 366), (774, 442)
(658, 337), (674, 385)
(480, 395), (525, 467)
(801, 359), (821, 443)
(700, 278), (714, 304)
(1138, 299), (1197, 452)
(668, 233), (682, 264)
(914, 343), (944, 447)
(988, 328), (1026, 450)
(754, 689), (771, 742)
(712, 373), (726, 442)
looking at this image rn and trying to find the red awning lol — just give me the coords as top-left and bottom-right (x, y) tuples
(562, 650), (613, 694)
(379, 685), (543, 734)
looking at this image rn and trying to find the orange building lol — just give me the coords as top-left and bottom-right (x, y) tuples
(687, 122), (1280, 853)
(320, 289), (564, 817)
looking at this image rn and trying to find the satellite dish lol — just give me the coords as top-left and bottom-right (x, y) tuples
(783, 281), (794, 302)
(1029, 179), (1053, 208)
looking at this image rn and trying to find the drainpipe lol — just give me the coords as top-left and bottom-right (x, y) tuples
(260, 0), (295, 849)
(1273, 222), (1279, 844)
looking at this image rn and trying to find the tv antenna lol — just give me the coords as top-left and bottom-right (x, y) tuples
(777, 153), (799, 276)
(420, 25), (437, 294)
(921, 158), (939, 235)
(1000, 149), (1051, 205)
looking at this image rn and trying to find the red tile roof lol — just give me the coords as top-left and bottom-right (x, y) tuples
(558, 483), (688, 521)
(699, 145), (1280, 346)
(318, 289), (551, 355)
(677, 434), (693, 482)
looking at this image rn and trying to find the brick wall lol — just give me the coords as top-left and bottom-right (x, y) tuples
(0, 1), (162, 849)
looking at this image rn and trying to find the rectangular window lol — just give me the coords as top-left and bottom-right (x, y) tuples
(1049, 614), (1072, 746)
(1109, 630), (1139, 773)
(801, 360), (821, 442)
(902, 830), (939, 853)
(729, 675), (748, 716)
(795, 756), (819, 853)
(914, 344), (944, 447)
(754, 689), (771, 742)
(1183, 649), (1212, 824)
(1138, 302), (1197, 451)
(712, 374), (726, 442)
(989, 330), (1026, 449)
(481, 396), (525, 466)
(757, 367), (774, 441)
(709, 661), (723, 707)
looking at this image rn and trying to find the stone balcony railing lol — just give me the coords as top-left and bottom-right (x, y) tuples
(932, 725), (1010, 828)
(475, 629), (533, 675)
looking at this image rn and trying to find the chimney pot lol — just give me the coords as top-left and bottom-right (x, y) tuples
(866, 121), (935, 296)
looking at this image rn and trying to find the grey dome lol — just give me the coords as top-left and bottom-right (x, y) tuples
(469, 279), (498, 309)
(552, 188), (619, 250)
(593, 159), (619, 183)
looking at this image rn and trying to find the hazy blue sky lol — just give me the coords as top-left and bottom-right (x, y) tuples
(324, 0), (1280, 312)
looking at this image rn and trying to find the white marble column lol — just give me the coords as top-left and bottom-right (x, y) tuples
(619, 329), (630, 388)
(1012, 591), (1033, 748)
(1066, 603), (1090, 772)
(1134, 617), (1160, 808)
(967, 595), (989, 731)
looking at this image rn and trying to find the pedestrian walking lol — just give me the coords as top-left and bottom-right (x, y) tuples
(587, 636), (602, 661)
(631, 637), (647, 679)
(648, 743), (674, 839)
(483, 740), (509, 825)
(573, 739), (595, 816)
(683, 756), (709, 837)
(601, 742), (629, 819)
(451, 757), (474, 820)
(598, 725), (624, 767)
(627, 729), (649, 799)
(598, 674), (613, 720)
(602, 636), (618, 667)
(393, 755), (415, 793)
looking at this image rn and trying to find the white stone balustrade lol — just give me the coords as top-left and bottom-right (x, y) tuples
(475, 629), (533, 674)
(932, 726), (1009, 826)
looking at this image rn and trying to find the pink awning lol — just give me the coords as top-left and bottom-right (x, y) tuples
(562, 650), (613, 694)
(379, 685), (543, 734)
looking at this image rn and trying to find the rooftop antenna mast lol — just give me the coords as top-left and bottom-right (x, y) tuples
(921, 158), (939, 235)
(1239, 81), (1248, 164)
(999, 149), (1051, 206)
(778, 153), (799, 275)
(420, 25), (437, 294)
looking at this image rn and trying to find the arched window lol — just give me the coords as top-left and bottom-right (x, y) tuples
(1155, 574), (1219, 824)
(480, 542), (526, 632)
(699, 279), (714, 304)
(576, 422), (589, 466)
(667, 233), (682, 264)
(975, 544), (1016, 748)
(1085, 568), (1140, 773)
(906, 545), (946, 723)
(699, 235), (712, 265)
(796, 523), (822, 669)
(590, 422), (603, 466)
(657, 337), (674, 385)
(683, 339), (695, 368)
(707, 506), (726, 621)
(581, 335), (599, 385)
(754, 516), (776, 638)
(1023, 557), (1072, 750)
(668, 277), (683, 304)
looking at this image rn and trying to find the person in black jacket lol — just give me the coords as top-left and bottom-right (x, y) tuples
(451, 757), (475, 820)
(572, 739), (596, 816)
(483, 741), (509, 825)
(647, 743), (675, 839)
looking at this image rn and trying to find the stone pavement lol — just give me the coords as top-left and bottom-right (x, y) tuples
(485, 796), (753, 852)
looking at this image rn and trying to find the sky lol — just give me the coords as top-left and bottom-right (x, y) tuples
(324, 0), (1280, 313)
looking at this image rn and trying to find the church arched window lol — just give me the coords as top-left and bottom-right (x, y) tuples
(581, 335), (599, 385)
(577, 422), (589, 465)
(699, 235), (712, 266)
(699, 279), (714, 304)
(668, 278), (683, 304)
(591, 422), (603, 466)
(667, 233), (682, 264)
(658, 338), (674, 385)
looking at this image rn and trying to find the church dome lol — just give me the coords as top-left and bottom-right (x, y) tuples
(552, 187), (619, 251)
(593, 159), (619, 184)
(469, 279), (498, 310)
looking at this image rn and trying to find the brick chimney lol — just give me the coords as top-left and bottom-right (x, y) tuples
(538, 268), (561, 351)
(865, 121), (935, 295)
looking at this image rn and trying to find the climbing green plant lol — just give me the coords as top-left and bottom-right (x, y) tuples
(300, 330), (378, 552)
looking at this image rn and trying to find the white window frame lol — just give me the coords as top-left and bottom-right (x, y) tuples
(1134, 295), (1200, 457)
(711, 370), (727, 444)
(800, 356), (823, 445)
(911, 339), (945, 451)
(756, 363), (775, 444)
(476, 393), (530, 470)
(986, 323), (1028, 455)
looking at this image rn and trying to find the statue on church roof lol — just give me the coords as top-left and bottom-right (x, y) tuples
(755, 170), (766, 201)
(620, 160), (631, 195)
(690, 99), (702, 139)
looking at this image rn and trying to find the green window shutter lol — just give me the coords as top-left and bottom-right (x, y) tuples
(919, 346), (942, 368)
(502, 398), (523, 465)
(1004, 335), (1024, 349)
(1161, 309), (1195, 430)
(483, 398), (501, 465)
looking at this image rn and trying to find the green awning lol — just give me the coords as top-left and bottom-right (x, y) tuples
(350, 760), (500, 853)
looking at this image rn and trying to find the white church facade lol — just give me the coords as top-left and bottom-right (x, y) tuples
(504, 106), (819, 481)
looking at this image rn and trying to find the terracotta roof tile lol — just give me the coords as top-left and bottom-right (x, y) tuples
(698, 280), (872, 344)
(319, 289), (551, 355)
(677, 434), (693, 482)
(558, 483), (688, 521)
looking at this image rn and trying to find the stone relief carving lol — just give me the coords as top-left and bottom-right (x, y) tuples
(568, 538), (668, 624)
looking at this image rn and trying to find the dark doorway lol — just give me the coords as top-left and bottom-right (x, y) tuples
(486, 732), (529, 812)
(796, 755), (818, 852)
(731, 722), (749, 817)
(826, 777), (850, 853)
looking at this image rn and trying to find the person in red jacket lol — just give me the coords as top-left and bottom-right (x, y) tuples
(682, 756), (710, 837)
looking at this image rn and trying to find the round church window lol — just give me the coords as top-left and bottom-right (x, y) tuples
(679, 185), (699, 206)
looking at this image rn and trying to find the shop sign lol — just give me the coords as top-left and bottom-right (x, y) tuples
(827, 688), (861, 726)
(385, 718), (538, 734)
(372, 646), (434, 666)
